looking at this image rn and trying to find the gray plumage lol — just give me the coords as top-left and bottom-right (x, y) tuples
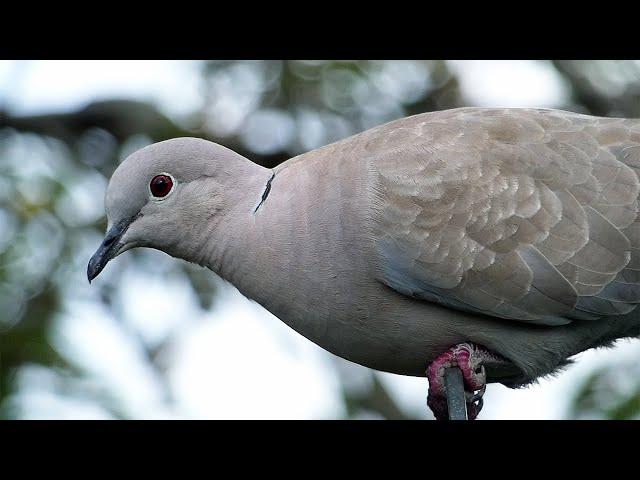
(90, 107), (640, 387)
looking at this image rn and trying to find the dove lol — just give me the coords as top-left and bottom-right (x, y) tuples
(88, 107), (640, 419)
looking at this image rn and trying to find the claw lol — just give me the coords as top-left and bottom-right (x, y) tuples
(471, 382), (486, 404)
(426, 342), (492, 420)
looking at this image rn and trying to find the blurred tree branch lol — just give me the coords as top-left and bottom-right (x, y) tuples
(343, 374), (413, 420)
(1, 99), (290, 170)
(552, 60), (640, 117)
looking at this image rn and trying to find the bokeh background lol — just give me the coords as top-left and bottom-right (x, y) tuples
(1, 60), (639, 420)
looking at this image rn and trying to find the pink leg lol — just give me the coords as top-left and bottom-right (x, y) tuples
(426, 342), (494, 420)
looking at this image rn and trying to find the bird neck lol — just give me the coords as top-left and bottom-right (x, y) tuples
(198, 158), (308, 313)
(190, 149), (375, 353)
(186, 159), (278, 281)
(196, 152), (360, 325)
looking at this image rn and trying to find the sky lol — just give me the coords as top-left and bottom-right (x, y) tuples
(1, 59), (637, 419)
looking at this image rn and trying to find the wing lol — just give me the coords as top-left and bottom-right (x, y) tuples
(366, 108), (640, 325)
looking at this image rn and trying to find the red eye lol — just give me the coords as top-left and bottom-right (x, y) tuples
(150, 174), (174, 198)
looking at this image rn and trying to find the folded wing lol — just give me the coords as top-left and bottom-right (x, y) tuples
(367, 108), (640, 325)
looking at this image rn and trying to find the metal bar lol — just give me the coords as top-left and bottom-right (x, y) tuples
(444, 367), (468, 420)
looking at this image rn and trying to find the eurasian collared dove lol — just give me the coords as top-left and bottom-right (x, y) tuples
(88, 107), (640, 420)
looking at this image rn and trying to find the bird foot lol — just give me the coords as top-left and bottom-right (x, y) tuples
(426, 342), (494, 420)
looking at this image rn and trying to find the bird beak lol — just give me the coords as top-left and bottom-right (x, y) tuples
(87, 217), (135, 283)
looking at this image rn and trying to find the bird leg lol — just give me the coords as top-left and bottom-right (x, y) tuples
(426, 342), (497, 420)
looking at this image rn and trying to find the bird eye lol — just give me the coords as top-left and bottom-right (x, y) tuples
(150, 174), (174, 198)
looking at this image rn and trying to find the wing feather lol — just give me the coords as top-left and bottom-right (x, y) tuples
(369, 108), (640, 325)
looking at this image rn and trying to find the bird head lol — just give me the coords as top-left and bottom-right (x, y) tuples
(87, 137), (255, 282)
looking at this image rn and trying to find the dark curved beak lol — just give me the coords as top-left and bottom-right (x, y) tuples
(87, 217), (134, 283)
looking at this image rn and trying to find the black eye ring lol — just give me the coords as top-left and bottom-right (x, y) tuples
(149, 173), (175, 198)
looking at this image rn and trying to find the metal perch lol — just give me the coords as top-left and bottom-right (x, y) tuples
(444, 367), (468, 420)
